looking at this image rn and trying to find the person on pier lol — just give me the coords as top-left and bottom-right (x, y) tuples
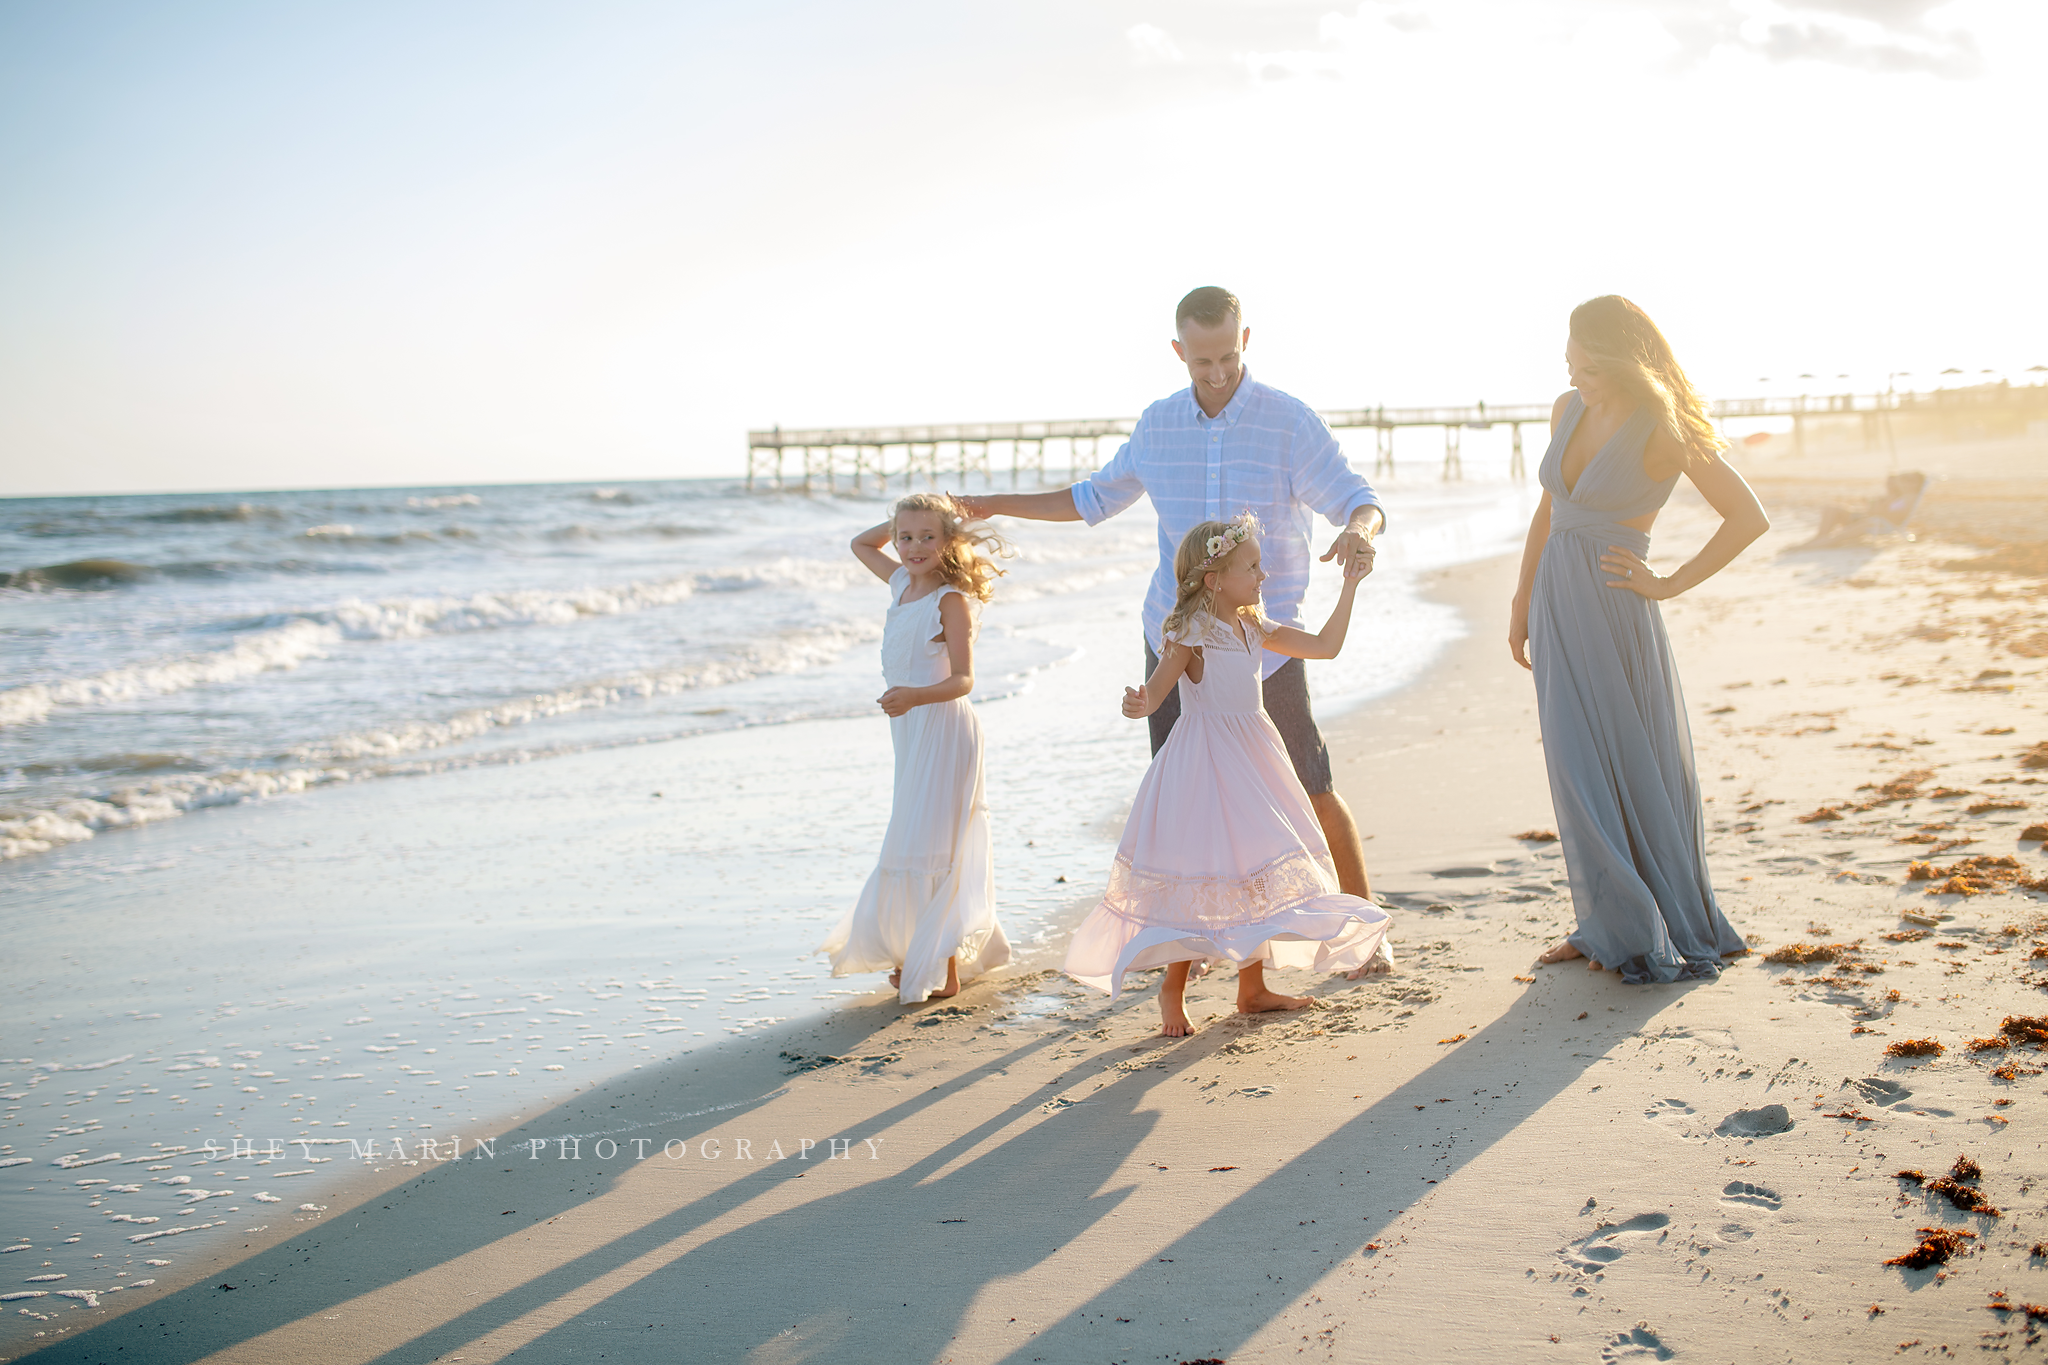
(956, 286), (1392, 977)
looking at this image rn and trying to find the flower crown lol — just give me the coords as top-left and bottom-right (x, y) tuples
(1196, 519), (1256, 571)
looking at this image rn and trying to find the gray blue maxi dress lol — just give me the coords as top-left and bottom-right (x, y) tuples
(1531, 393), (1745, 983)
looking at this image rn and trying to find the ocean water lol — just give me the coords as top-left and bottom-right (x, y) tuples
(0, 469), (1538, 1344)
(1, 474), (1535, 865)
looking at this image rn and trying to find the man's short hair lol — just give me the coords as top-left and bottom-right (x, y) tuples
(1175, 286), (1241, 334)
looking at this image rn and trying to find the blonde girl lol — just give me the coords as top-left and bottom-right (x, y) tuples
(1065, 513), (1391, 1036)
(821, 494), (1013, 1003)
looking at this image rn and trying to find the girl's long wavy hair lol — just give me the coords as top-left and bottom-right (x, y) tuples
(1569, 295), (1723, 470)
(891, 492), (1009, 603)
(1160, 512), (1264, 644)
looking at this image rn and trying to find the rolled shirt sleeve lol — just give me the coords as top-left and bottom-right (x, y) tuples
(1069, 428), (1149, 527)
(1290, 407), (1384, 531)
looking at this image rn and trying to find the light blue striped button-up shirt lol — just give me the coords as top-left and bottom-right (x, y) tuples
(1069, 370), (1383, 679)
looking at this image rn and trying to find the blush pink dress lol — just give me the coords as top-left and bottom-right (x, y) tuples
(1063, 609), (1392, 999)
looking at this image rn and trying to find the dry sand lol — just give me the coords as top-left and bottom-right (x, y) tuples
(19, 439), (2048, 1364)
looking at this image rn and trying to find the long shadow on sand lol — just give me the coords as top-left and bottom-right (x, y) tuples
(32, 975), (1694, 1364)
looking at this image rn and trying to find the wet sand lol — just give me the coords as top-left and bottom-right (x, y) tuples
(16, 439), (2048, 1363)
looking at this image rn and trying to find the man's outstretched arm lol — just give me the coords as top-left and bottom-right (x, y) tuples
(953, 488), (1084, 522)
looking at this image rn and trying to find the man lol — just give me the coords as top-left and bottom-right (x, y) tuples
(958, 286), (1387, 958)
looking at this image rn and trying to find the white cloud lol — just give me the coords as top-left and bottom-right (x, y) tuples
(1125, 22), (1185, 65)
(1306, 0), (1980, 78)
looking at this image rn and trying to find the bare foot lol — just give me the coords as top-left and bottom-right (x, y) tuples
(1586, 959), (1605, 972)
(1237, 987), (1313, 1014)
(1536, 941), (1584, 965)
(922, 956), (963, 1001)
(1159, 960), (1194, 1036)
(887, 968), (902, 990)
(1345, 938), (1396, 981)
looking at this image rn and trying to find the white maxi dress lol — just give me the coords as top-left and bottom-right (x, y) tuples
(822, 568), (1011, 1003)
(1064, 610), (1391, 999)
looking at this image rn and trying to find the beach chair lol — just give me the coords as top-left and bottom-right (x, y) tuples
(1802, 471), (1926, 546)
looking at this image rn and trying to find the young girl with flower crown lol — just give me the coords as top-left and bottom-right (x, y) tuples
(822, 493), (1014, 1004)
(1064, 512), (1391, 1036)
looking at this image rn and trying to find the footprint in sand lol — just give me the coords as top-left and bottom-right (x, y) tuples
(1715, 1221), (1756, 1242)
(1847, 1077), (1912, 1107)
(1601, 1323), (1676, 1362)
(1643, 1098), (1703, 1140)
(1715, 1105), (1794, 1138)
(1560, 1213), (1671, 1273)
(1844, 1077), (1953, 1117)
(1720, 1180), (1783, 1211)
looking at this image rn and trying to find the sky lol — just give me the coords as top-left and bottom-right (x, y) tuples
(0, 0), (2042, 496)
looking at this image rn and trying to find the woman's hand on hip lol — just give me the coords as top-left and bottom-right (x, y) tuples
(1601, 546), (1671, 600)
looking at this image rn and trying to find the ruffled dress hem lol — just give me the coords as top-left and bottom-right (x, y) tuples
(1066, 895), (1390, 1001)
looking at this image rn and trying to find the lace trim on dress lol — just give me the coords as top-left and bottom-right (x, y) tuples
(1164, 609), (1277, 652)
(1097, 846), (1339, 931)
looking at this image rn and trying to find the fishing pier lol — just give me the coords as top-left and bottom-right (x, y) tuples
(743, 384), (2047, 492)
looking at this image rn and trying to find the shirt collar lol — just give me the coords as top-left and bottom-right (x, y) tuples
(1190, 367), (1254, 428)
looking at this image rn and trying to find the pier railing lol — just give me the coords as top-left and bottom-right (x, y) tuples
(744, 384), (2047, 491)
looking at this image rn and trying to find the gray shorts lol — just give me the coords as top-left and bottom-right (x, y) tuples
(1143, 643), (1334, 797)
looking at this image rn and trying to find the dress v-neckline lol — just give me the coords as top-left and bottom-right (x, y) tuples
(1558, 396), (1641, 498)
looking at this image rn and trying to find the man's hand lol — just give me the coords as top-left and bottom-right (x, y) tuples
(1121, 684), (1148, 719)
(1320, 525), (1377, 580)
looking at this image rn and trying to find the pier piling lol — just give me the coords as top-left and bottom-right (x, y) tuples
(741, 385), (2048, 492)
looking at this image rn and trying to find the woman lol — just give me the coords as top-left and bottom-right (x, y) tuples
(1509, 296), (1768, 983)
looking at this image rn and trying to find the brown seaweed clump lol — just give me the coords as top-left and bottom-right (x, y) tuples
(1986, 1291), (2048, 1323)
(1910, 855), (2048, 896)
(2020, 742), (2048, 770)
(1884, 1227), (1976, 1269)
(1885, 1038), (1946, 1058)
(1884, 929), (1932, 943)
(1764, 942), (1857, 965)
(1993, 1061), (2045, 1081)
(1900, 1154), (2002, 1216)
(1966, 1036), (2012, 1053)
(1859, 770), (1936, 807)
(1925, 1180), (1999, 1216)
(2000, 1016), (2048, 1047)
(2021, 824), (2048, 842)
(1512, 828), (1558, 842)
(1798, 806), (1846, 823)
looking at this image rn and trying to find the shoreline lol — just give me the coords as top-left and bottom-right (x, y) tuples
(20, 451), (2048, 1361)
